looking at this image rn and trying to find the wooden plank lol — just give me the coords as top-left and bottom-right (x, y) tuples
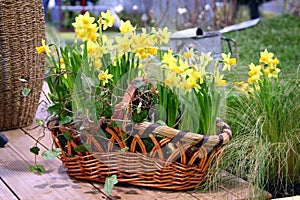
(0, 129), (107, 200)
(23, 127), (199, 199)
(104, 184), (198, 200)
(0, 179), (18, 200)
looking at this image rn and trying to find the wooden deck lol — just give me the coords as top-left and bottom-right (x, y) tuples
(0, 86), (273, 200)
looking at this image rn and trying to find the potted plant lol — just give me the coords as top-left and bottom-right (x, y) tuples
(34, 10), (235, 193)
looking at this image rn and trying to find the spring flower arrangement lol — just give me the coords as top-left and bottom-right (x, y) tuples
(36, 10), (236, 135)
(34, 11), (236, 191)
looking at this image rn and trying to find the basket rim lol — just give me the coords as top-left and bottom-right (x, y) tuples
(48, 116), (232, 149)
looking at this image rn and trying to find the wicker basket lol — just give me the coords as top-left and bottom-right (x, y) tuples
(0, 0), (45, 130)
(48, 79), (232, 190)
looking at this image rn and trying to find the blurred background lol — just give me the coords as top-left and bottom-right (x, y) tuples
(42, 0), (299, 33)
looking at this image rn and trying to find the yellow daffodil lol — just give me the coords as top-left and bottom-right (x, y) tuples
(254, 83), (260, 91)
(86, 40), (98, 54)
(100, 10), (115, 30)
(272, 57), (279, 65)
(259, 49), (274, 65)
(162, 49), (177, 67)
(248, 76), (260, 84)
(215, 70), (226, 86)
(187, 76), (201, 90)
(152, 27), (171, 46)
(221, 52), (236, 71)
(164, 78), (174, 86)
(115, 35), (131, 55)
(98, 69), (113, 86)
(265, 65), (281, 79)
(248, 63), (262, 78)
(95, 60), (102, 69)
(169, 62), (186, 74)
(119, 20), (135, 34)
(198, 52), (213, 69)
(59, 58), (68, 79)
(72, 11), (99, 42)
(135, 48), (148, 59)
(183, 47), (196, 62)
(36, 39), (51, 56)
(146, 47), (158, 56)
(74, 11), (95, 27)
(179, 77), (200, 93)
(102, 37), (114, 51)
(234, 81), (254, 96)
(163, 70), (180, 88)
(132, 36), (149, 52)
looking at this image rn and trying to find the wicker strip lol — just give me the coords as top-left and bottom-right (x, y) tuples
(0, 0), (45, 130)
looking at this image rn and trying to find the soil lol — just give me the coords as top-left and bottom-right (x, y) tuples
(267, 183), (300, 198)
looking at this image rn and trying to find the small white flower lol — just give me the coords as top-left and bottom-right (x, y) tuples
(204, 4), (211, 11)
(177, 7), (187, 15)
(141, 13), (148, 22)
(114, 4), (123, 13)
(198, 11), (204, 19)
(132, 5), (138, 10)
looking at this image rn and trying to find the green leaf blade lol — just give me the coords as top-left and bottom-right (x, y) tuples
(104, 175), (118, 195)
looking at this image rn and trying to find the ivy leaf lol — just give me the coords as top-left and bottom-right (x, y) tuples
(121, 146), (129, 153)
(104, 175), (118, 195)
(74, 144), (91, 153)
(29, 165), (46, 175)
(35, 119), (44, 126)
(47, 104), (61, 116)
(59, 116), (72, 125)
(30, 146), (40, 155)
(42, 148), (62, 160)
(20, 86), (31, 96)
(63, 132), (72, 142)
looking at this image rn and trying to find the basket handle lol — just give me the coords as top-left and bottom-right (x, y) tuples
(111, 78), (232, 147)
(112, 77), (157, 120)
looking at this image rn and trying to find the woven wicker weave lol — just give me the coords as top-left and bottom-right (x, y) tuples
(0, 0), (46, 130)
(48, 79), (232, 190)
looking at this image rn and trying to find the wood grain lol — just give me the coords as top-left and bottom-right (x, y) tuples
(0, 129), (106, 200)
(0, 179), (17, 200)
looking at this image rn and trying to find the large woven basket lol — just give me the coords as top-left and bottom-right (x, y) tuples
(0, 0), (45, 130)
(48, 79), (232, 190)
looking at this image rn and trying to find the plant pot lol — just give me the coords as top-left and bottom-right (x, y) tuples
(0, 0), (46, 130)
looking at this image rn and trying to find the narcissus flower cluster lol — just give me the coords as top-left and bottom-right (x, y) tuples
(161, 48), (235, 93)
(234, 49), (280, 94)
